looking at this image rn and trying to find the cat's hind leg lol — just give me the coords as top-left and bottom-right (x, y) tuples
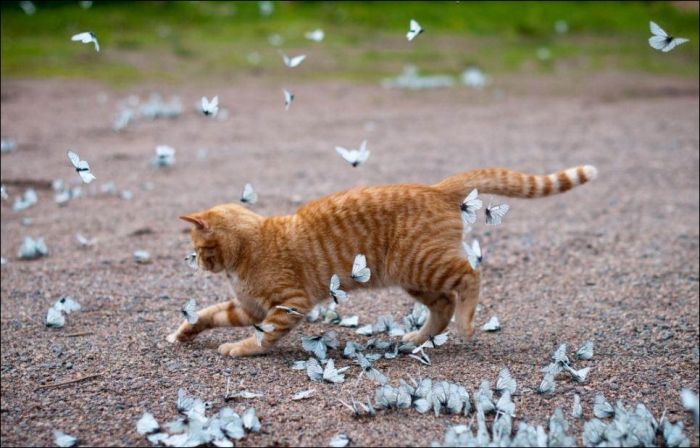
(402, 289), (455, 345)
(218, 295), (310, 357)
(167, 300), (256, 343)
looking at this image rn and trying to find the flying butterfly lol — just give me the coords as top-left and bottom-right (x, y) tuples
(281, 52), (306, 68)
(283, 89), (294, 111)
(329, 274), (348, 304)
(201, 96), (219, 117)
(336, 140), (370, 167)
(485, 201), (510, 225)
(181, 298), (198, 325)
(253, 323), (275, 346)
(71, 31), (99, 52)
(649, 21), (689, 53)
(463, 239), (482, 270)
(67, 150), (96, 184)
(305, 29), (325, 42)
(351, 253), (371, 283)
(240, 183), (258, 204)
(406, 19), (424, 42)
(136, 412), (160, 435)
(460, 189), (483, 226)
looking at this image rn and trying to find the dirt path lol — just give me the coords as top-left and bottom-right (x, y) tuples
(1, 74), (698, 446)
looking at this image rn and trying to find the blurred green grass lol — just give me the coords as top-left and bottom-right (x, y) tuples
(1, 1), (698, 86)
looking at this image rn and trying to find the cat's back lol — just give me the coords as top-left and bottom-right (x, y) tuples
(290, 184), (461, 294)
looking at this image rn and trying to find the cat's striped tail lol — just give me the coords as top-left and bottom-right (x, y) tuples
(433, 165), (598, 204)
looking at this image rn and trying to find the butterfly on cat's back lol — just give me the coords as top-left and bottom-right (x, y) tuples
(170, 165), (598, 357)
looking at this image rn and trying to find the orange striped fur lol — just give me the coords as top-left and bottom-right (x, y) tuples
(169, 165), (597, 357)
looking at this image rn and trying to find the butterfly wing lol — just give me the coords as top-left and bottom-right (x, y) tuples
(137, 412), (160, 435)
(663, 37), (689, 52)
(79, 170), (96, 184)
(46, 306), (65, 328)
(649, 21), (667, 38)
(66, 151), (81, 168)
(351, 254), (371, 282)
(486, 204), (510, 225)
(241, 183), (258, 204)
(288, 54), (306, 67)
(433, 332), (449, 347)
(182, 299), (198, 324)
(71, 32), (92, 43)
(335, 146), (355, 164)
(464, 241), (479, 270)
(649, 35), (669, 50)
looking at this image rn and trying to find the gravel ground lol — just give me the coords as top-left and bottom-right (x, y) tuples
(1, 74), (698, 447)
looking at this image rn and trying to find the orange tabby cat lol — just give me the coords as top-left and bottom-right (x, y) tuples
(169, 165), (597, 357)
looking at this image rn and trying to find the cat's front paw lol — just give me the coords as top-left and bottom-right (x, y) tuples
(402, 330), (429, 345)
(218, 338), (265, 357)
(167, 321), (198, 343)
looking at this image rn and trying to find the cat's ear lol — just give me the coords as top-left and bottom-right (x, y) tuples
(179, 214), (210, 232)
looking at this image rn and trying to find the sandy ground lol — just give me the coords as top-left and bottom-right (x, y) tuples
(1, 73), (698, 447)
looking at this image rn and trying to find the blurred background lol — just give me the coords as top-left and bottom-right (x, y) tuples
(2, 1), (698, 86)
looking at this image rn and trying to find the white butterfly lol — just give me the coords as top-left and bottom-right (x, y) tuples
(275, 305), (304, 316)
(496, 391), (515, 417)
(463, 239), (482, 270)
(572, 394), (583, 419)
(338, 315), (359, 327)
(201, 96), (219, 116)
(406, 19), (424, 42)
(76, 233), (96, 248)
(649, 21), (689, 53)
(329, 274), (348, 304)
(681, 388), (699, 427)
(306, 357), (349, 383)
(409, 348), (432, 366)
(18, 236), (48, 260)
(292, 389), (315, 401)
(283, 89), (294, 111)
(242, 407), (261, 432)
(1, 185), (7, 201)
(185, 251), (198, 269)
(575, 340), (594, 360)
(552, 343), (570, 365)
(305, 29), (324, 42)
(71, 32), (99, 52)
(13, 188), (38, 211)
(253, 323), (274, 346)
(240, 183), (258, 204)
(351, 253), (371, 283)
(482, 315), (501, 332)
(496, 368), (517, 395)
(67, 150), (96, 184)
(181, 298), (198, 324)
(55, 296), (81, 314)
(53, 431), (78, 448)
(460, 189), (483, 225)
(355, 324), (373, 336)
(335, 140), (370, 167)
(133, 250), (151, 264)
(413, 332), (448, 352)
(281, 52), (306, 68)
(46, 306), (66, 328)
(355, 353), (387, 385)
(136, 411), (160, 435)
(564, 364), (590, 383)
(593, 393), (614, 418)
(485, 202), (510, 225)
(153, 145), (175, 168)
(329, 433), (350, 448)
(537, 373), (556, 394)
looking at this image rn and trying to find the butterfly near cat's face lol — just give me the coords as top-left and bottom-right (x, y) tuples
(179, 213), (226, 273)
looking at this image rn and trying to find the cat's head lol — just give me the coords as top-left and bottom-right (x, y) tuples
(179, 204), (262, 273)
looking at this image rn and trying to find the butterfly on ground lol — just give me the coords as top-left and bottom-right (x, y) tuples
(181, 299), (198, 325)
(496, 368), (517, 395)
(292, 389), (316, 401)
(335, 140), (370, 167)
(305, 29), (324, 42)
(53, 431), (79, 448)
(76, 233), (97, 248)
(406, 19), (424, 42)
(413, 332), (448, 353)
(355, 352), (388, 385)
(240, 183), (258, 204)
(71, 31), (99, 52)
(460, 189), (483, 226)
(200, 96), (219, 117)
(329, 274), (348, 304)
(283, 89), (294, 111)
(463, 239), (482, 270)
(281, 52), (306, 68)
(482, 315), (501, 332)
(152, 145), (176, 168)
(184, 252), (198, 269)
(485, 202), (510, 225)
(306, 358), (349, 383)
(575, 340), (594, 360)
(67, 151), (96, 184)
(351, 254), (371, 283)
(648, 21), (689, 52)
(253, 323), (275, 346)
(136, 412), (160, 435)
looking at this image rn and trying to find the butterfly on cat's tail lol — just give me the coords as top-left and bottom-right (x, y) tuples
(433, 165), (598, 204)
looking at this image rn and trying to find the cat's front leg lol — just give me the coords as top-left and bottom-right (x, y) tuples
(167, 300), (255, 343)
(218, 297), (309, 357)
